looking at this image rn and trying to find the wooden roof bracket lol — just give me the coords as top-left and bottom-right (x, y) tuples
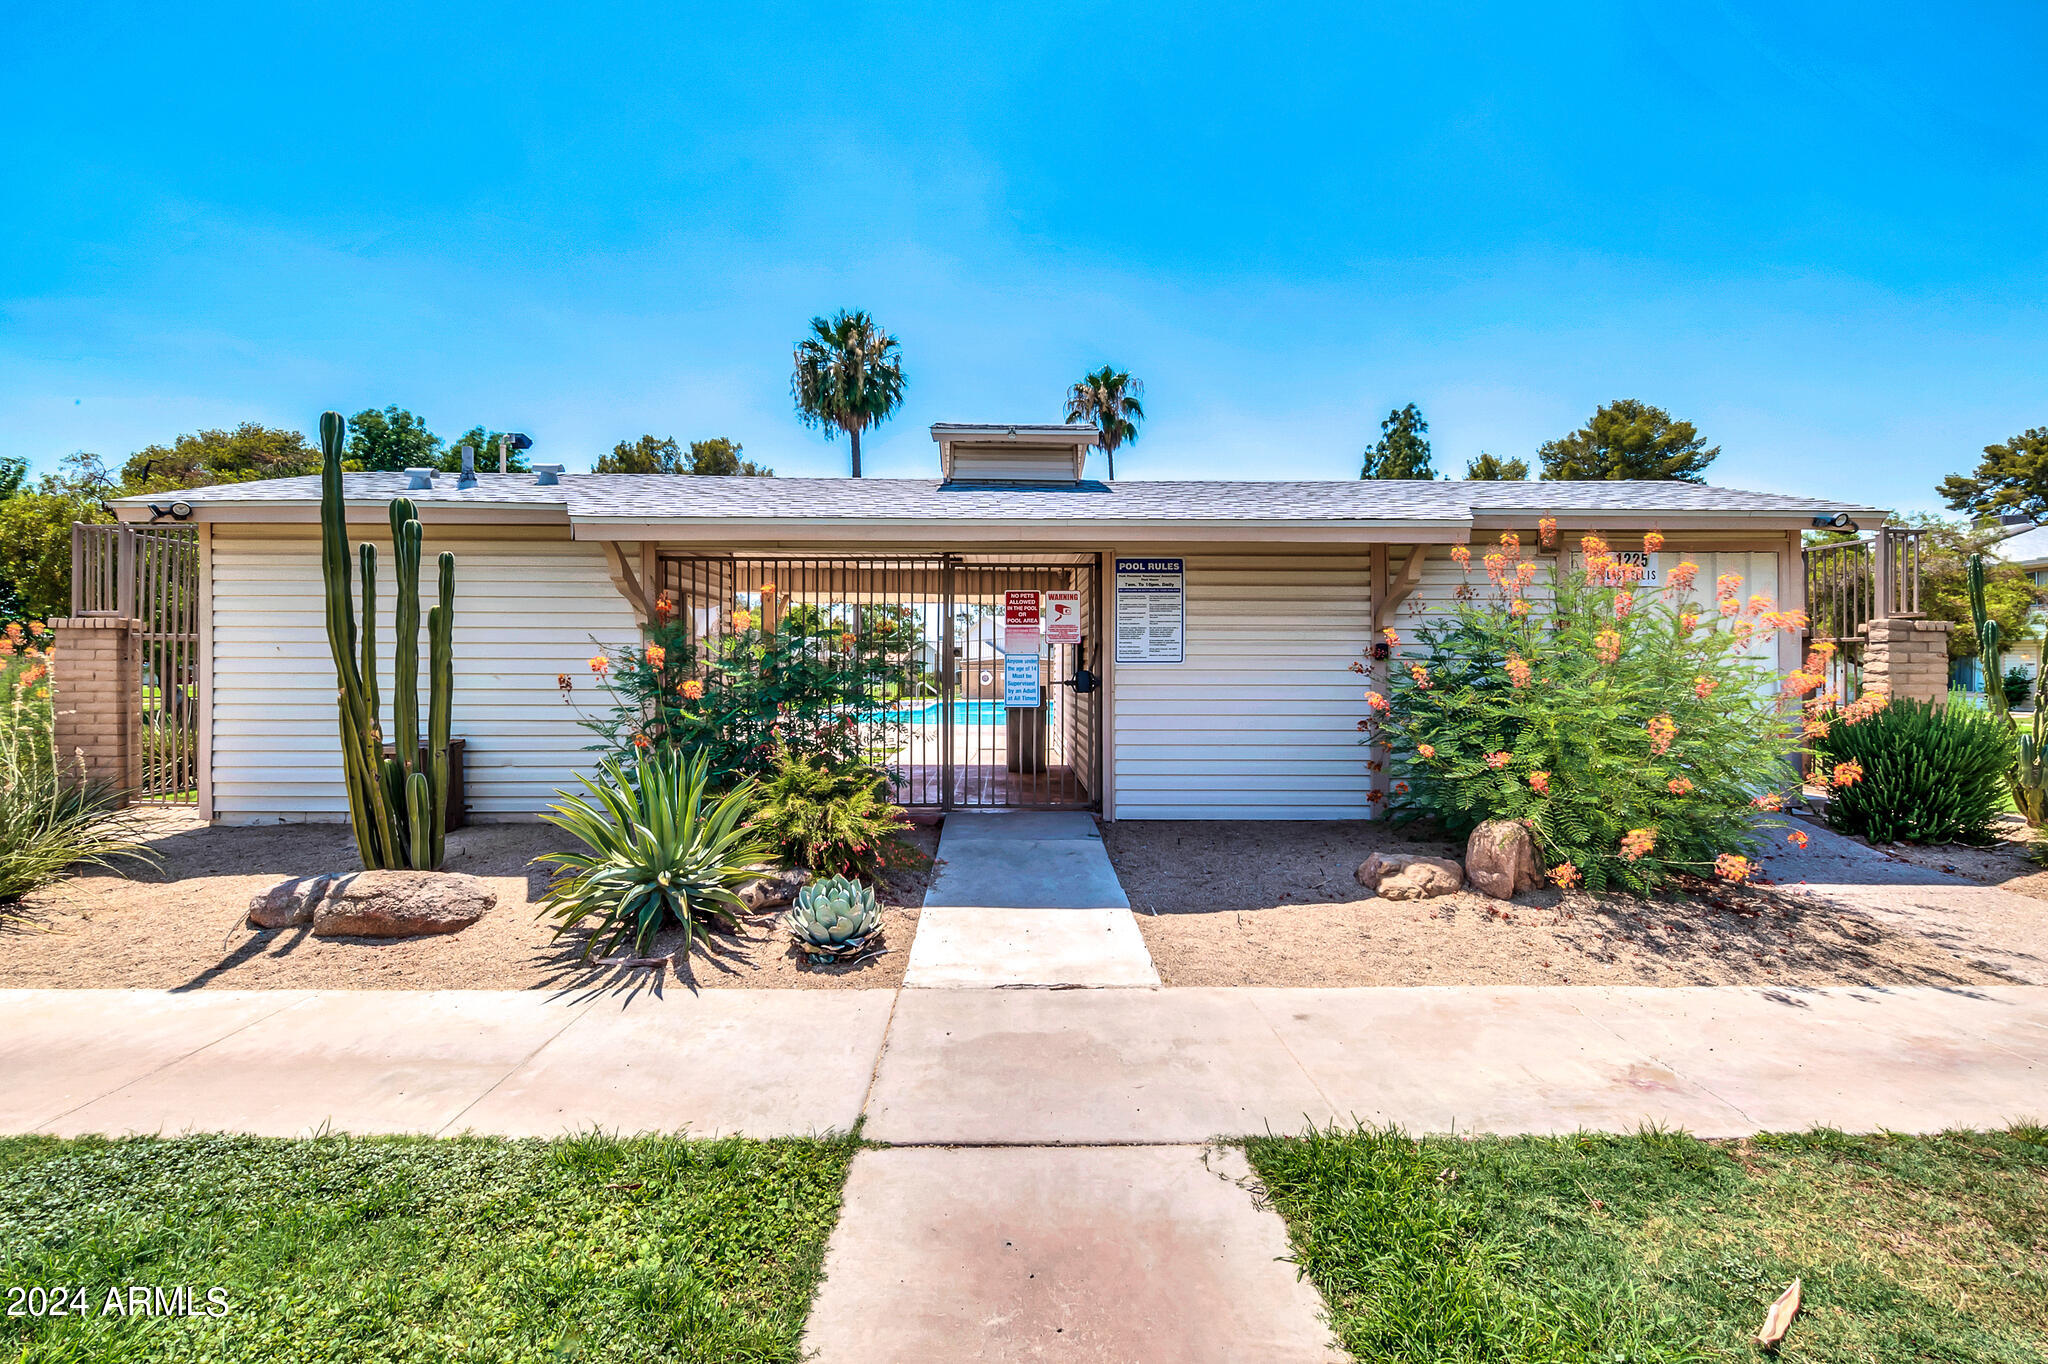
(602, 541), (652, 626)
(1373, 544), (1430, 631)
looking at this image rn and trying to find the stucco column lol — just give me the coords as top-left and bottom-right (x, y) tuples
(50, 616), (141, 799)
(1858, 617), (1953, 705)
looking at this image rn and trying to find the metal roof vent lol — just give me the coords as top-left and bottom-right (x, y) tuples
(405, 467), (435, 490)
(456, 445), (478, 490)
(533, 463), (563, 486)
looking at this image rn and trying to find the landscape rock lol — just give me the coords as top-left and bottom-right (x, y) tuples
(310, 871), (495, 938)
(741, 867), (811, 911)
(247, 875), (342, 929)
(1465, 820), (1543, 900)
(1355, 852), (1464, 901)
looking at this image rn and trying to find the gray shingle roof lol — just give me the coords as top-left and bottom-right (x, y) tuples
(122, 473), (1882, 524)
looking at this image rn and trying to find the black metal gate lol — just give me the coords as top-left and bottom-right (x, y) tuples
(71, 522), (200, 803)
(655, 552), (1101, 809)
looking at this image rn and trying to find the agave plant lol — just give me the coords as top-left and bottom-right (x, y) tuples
(536, 750), (771, 960)
(785, 875), (883, 963)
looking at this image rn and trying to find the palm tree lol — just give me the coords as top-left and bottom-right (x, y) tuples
(790, 311), (906, 478)
(1064, 366), (1145, 480)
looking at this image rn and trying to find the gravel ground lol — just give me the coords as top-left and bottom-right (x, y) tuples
(0, 813), (933, 992)
(1103, 820), (2010, 989)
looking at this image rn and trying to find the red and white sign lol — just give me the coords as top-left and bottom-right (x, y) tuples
(1004, 590), (1041, 628)
(1044, 591), (1081, 644)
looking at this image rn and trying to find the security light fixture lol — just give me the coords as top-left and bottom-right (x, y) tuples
(146, 500), (193, 522)
(1810, 513), (1857, 530)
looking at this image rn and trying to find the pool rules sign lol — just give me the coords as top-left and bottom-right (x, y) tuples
(1003, 591), (1043, 708)
(1115, 558), (1184, 664)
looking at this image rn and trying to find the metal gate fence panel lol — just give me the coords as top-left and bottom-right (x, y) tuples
(655, 552), (1100, 810)
(71, 522), (200, 803)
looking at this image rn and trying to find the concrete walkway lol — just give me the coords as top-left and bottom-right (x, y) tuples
(904, 812), (1159, 988)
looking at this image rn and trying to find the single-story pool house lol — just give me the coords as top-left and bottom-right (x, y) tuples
(102, 423), (1886, 824)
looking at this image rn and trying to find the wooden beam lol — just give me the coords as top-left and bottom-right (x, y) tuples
(602, 541), (651, 626)
(1374, 545), (1429, 631)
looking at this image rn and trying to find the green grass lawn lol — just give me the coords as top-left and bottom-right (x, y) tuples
(0, 1131), (857, 1363)
(1244, 1125), (2048, 1363)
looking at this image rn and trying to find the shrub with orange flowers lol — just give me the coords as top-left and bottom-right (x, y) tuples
(577, 598), (921, 786)
(1375, 523), (1802, 892)
(1806, 693), (2009, 845)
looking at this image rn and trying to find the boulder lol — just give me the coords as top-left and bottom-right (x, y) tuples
(1355, 852), (1465, 901)
(1465, 820), (1542, 900)
(247, 875), (345, 929)
(741, 867), (811, 912)
(310, 871), (495, 938)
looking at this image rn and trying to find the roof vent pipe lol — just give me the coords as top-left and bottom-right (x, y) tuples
(406, 468), (435, 490)
(533, 463), (563, 486)
(457, 445), (477, 490)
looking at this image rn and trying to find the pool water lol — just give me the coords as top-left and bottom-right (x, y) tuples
(867, 700), (1024, 725)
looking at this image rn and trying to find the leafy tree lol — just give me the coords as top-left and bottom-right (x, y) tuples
(36, 451), (118, 501)
(1907, 516), (2041, 661)
(1465, 452), (1529, 480)
(436, 425), (531, 474)
(0, 455), (26, 501)
(346, 407), (443, 473)
(1360, 403), (1435, 479)
(1538, 399), (1718, 482)
(791, 310), (905, 478)
(1938, 427), (2048, 522)
(1063, 366), (1145, 480)
(118, 423), (320, 493)
(0, 492), (108, 620)
(595, 436), (772, 476)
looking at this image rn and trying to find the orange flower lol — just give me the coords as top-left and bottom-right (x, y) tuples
(1718, 597), (1740, 618)
(1515, 560), (1538, 587)
(1647, 714), (1676, 755)
(1668, 560), (1699, 591)
(1643, 530), (1665, 554)
(1595, 629), (1623, 664)
(1813, 640), (1838, 656)
(1762, 609), (1810, 635)
(1714, 853), (1751, 883)
(1787, 830), (1810, 849)
(644, 644), (667, 670)
(1694, 675), (1717, 700)
(1537, 517), (1558, 548)
(1498, 530), (1522, 558)
(681, 679), (705, 700)
(1505, 653), (1532, 688)
(1581, 534), (1612, 560)
(588, 654), (610, 675)
(731, 608), (755, 630)
(632, 732), (651, 750)
(1714, 572), (1743, 601)
(1613, 591), (1635, 620)
(1830, 760), (1865, 788)
(1752, 792), (1785, 812)
(654, 592), (677, 622)
(1510, 598), (1532, 617)
(1529, 770), (1551, 794)
(556, 673), (573, 693)
(1731, 621), (1756, 646)
(1416, 743), (1437, 760)
(1365, 691), (1390, 714)
(3, 623), (20, 641)
(1619, 828), (1657, 861)
(1549, 862), (1581, 889)
(1667, 777), (1694, 795)
(1746, 592), (1775, 618)
(1783, 669), (1824, 700)
(1349, 660), (1366, 674)
(1484, 750), (1512, 769)
(1802, 717), (1831, 740)
(1408, 662), (1432, 689)
(840, 631), (858, 650)
(758, 581), (777, 596)
(1382, 627), (1400, 648)
(1391, 779), (1410, 796)
(1678, 611), (1699, 636)
(1451, 544), (1472, 570)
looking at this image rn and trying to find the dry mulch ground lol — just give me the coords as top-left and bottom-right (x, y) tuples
(1815, 809), (2048, 904)
(0, 815), (934, 993)
(1103, 820), (2009, 989)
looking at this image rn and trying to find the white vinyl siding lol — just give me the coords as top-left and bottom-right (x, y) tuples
(1111, 552), (1372, 819)
(208, 526), (639, 823)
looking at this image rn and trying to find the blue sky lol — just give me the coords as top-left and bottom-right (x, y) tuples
(3, 1), (2043, 511)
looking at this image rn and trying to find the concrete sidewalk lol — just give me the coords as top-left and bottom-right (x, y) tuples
(5, 983), (2042, 1141)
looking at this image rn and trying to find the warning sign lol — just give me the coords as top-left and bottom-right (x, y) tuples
(1004, 590), (1041, 628)
(1044, 591), (1081, 644)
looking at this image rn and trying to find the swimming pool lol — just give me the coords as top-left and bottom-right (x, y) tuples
(866, 699), (1021, 725)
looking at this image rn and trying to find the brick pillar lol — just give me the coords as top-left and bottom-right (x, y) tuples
(1858, 617), (1953, 705)
(50, 616), (141, 799)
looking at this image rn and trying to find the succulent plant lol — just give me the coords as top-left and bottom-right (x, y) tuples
(785, 874), (883, 963)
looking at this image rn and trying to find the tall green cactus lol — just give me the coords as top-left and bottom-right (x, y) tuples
(1966, 553), (2005, 720)
(319, 410), (458, 870)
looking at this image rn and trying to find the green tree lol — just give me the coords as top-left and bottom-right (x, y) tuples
(1938, 427), (2048, 522)
(791, 310), (906, 478)
(1464, 452), (1529, 480)
(1360, 403), (1435, 479)
(439, 426), (532, 474)
(1904, 516), (2044, 661)
(1063, 366), (1145, 480)
(1538, 399), (1718, 481)
(347, 407), (443, 472)
(594, 436), (772, 475)
(0, 492), (108, 621)
(118, 423), (320, 493)
(0, 455), (27, 501)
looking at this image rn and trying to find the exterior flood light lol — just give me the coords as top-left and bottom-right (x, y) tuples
(1810, 513), (1857, 531)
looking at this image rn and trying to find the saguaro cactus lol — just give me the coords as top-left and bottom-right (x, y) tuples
(319, 410), (457, 870)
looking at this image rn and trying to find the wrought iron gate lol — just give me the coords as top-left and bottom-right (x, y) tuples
(654, 553), (1101, 809)
(72, 523), (200, 803)
(1802, 526), (1924, 702)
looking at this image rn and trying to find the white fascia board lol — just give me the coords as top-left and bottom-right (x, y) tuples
(566, 516), (1475, 545)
